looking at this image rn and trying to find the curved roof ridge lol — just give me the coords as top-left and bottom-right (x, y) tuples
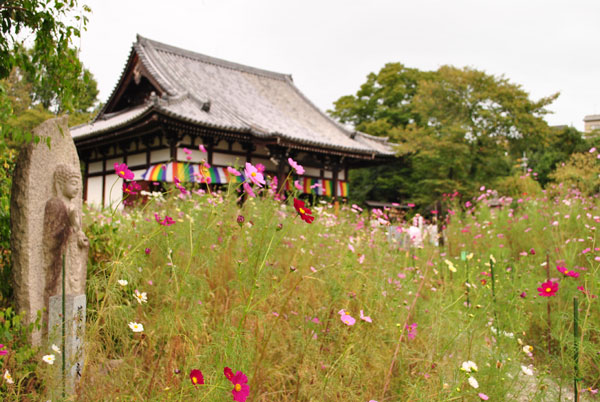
(355, 131), (391, 144)
(137, 34), (291, 82)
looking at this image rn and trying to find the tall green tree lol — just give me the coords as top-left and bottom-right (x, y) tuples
(0, 0), (92, 144)
(330, 63), (559, 207)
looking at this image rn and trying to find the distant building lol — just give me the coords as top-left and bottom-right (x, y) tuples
(584, 114), (600, 134)
(71, 35), (395, 206)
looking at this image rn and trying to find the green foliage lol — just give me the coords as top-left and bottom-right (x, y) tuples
(550, 152), (600, 195)
(493, 173), (542, 198)
(0, 0), (90, 80)
(330, 63), (561, 206)
(0, 147), (16, 306)
(51, 180), (597, 401)
(0, 307), (42, 399)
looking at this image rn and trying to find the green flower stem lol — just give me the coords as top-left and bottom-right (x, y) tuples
(573, 297), (580, 402)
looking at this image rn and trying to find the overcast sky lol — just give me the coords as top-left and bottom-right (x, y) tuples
(78, 0), (600, 131)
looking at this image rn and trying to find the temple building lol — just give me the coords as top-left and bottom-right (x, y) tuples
(71, 35), (394, 206)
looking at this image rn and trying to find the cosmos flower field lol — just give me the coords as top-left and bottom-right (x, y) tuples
(2, 161), (599, 401)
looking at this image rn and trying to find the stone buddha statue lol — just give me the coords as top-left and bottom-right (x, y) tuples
(43, 164), (89, 325)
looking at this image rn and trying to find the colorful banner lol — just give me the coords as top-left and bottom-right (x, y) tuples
(141, 164), (348, 196)
(142, 162), (246, 184)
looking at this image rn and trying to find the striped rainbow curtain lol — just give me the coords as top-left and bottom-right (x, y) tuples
(142, 162), (246, 184)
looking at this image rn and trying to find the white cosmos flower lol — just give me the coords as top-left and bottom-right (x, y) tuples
(51, 344), (61, 354)
(468, 376), (479, 389)
(4, 369), (14, 384)
(128, 322), (144, 332)
(117, 279), (128, 286)
(42, 354), (56, 365)
(521, 365), (534, 376)
(461, 361), (478, 372)
(134, 289), (147, 304)
(523, 345), (533, 354)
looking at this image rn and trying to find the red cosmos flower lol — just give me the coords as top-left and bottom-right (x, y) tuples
(293, 198), (314, 224)
(556, 265), (580, 278)
(224, 367), (250, 402)
(154, 213), (175, 226)
(537, 280), (558, 297)
(189, 369), (204, 386)
(114, 163), (134, 180)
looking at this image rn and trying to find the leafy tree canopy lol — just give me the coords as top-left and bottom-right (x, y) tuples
(329, 63), (563, 208)
(0, 1), (95, 146)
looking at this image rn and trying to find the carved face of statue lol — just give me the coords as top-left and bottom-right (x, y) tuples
(62, 177), (79, 200)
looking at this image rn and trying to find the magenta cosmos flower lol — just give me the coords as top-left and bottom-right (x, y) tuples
(114, 163), (134, 180)
(123, 181), (141, 195)
(537, 280), (558, 297)
(244, 162), (265, 187)
(224, 367), (250, 402)
(288, 157), (305, 175)
(556, 265), (579, 278)
(0, 344), (8, 356)
(189, 369), (204, 386)
(154, 213), (175, 226)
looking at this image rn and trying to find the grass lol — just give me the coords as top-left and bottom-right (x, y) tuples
(1, 177), (599, 401)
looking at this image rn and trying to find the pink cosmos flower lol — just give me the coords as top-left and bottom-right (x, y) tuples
(244, 163), (265, 187)
(556, 265), (580, 278)
(288, 157), (305, 175)
(360, 310), (372, 323)
(114, 163), (134, 180)
(154, 213), (175, 226)
(224, 367), (250, 402)
(294, 180), (303, 191)
(227, 166), (241, 176)
(255, 163), (265, 173)
(406, 323), (418, 340)
(0, 344), (8, 356)
(537, 280), (558, 297)
(338, 309), (356, 326)
(478, 393), (489, 400)
(199, 144), (207, 153)
(183, 147), (192, 155)
(243, 182), (255, 198)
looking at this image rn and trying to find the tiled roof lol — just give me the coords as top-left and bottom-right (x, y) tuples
(72, 35), (395, 156)
(584, 114), (600, 122)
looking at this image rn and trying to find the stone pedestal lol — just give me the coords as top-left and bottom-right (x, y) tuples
(48, 294), (86, 393)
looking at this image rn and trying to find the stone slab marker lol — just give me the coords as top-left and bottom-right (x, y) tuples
(10, 116), (88, 391)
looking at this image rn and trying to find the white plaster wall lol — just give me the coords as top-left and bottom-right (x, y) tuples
(106, 157), (124, 171)
(339, 170), (345, 180)
(150, 149), (170, 163)
(303, 167), (320, 177)
(86, 176), (103, 206)
(213, 152), (243, 167)
(214, 140), (229, 150)
(88, 161), (103, 174)
(255, 145), (269, 156)
(177, 148), (207, 163)
(324, 170), (333, 179)
(252, 157), (276, 171)
(132, 169), (147, 181)
(128, 152), (146, 167)
(104, 174), (122, 208)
